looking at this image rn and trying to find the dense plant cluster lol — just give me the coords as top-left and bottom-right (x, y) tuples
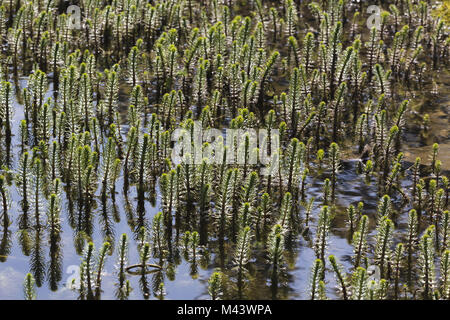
(0, 0), (448, 300)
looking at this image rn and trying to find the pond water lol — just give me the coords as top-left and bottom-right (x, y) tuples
(0, 69), (447, 299)
(0, 0), (448, 300)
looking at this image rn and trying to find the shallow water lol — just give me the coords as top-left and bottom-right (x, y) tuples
(0, 72), (447, 299)
(402, 71), (450, 169)
(0, 1), (449, 300)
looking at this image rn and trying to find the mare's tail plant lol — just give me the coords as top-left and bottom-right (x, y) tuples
(374, 216), (394, 279)
(116, 233), (130, 300)
(419, 227), (436, 300)
(208, 271), (224, 300)
(23, 273), (36, 300)
(310, 258), (324, 300)
(268, 224), (284, 297)
(329, 255), (348, 300)
(315, 206), (332, 272)
(233, 226), (251, 299)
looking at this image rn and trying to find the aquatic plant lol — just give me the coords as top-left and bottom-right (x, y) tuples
(277, 192), (292, 233)
(233, 226), (252, 298)
(350, 267), (368, 300)
(139, 242), (151, 299)
(23, 273), (36, 300)
(377, 194), (392, 219)
(346, 202), (363, 234)
(309, 258), (324, 300)
(315, 206), (332, 269)
(441, 249), (450, 299)
(215, 168), (233, 248)
(94, 241), (111, 299)
(268, 224), (284, 296)
(0, 175), (10, 230)
(329, 255), (348, 300)
(152, 212), (167, 260)
(393, 243), (404, 299)
(366, 278), (388, 300)
(407, 209), (419, 283)
(208, 270), (223, 300)
(256, 192), (271, 240)
(77, 241), (111, 300)
(115, 233), (130, 300)
(419, 227), (436, 300)
(352, 215), (369, 268)
(79, 242), (95, 300)
(47, 192), (62, 291)
(0, 0), (446, 301)
(442, 211), (450, 251)
(0, 81), (13, 148)
(374, 216), (394, 279)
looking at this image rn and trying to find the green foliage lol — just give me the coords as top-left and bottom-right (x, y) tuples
(208, 271), (223, 300)
(315, 206), (332, 266)
(310, 259), (324, 300)
(268, 224), (284, 278)
(23, 273), (36, 300)
(374, 216), (394, 278)
(0, 0), (446, 301)
(352, 215), (369, 268)
(329, 255), (348, 299)
(419, 227), (436, 300)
